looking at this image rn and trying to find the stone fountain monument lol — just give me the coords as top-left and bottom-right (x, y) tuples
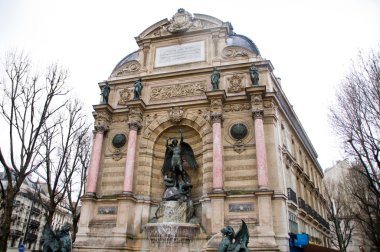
(73, 7), (331, 252)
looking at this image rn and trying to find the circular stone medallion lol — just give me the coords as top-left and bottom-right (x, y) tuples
(112, 134), (127, 148)
(230, 123), (248, 140)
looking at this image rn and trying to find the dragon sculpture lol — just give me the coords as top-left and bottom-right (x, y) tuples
(218, 220), (250, 252)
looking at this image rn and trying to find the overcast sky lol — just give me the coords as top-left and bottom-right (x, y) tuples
(1, 0), (379, 170)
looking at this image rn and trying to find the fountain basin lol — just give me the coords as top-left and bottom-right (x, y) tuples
(145, 223), (200, 243)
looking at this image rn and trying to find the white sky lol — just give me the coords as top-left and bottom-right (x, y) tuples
(0, 0), (379, 170)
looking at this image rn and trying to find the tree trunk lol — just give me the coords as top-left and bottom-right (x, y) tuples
(71, 212), (79, 243)
(0, 191), (16, 252)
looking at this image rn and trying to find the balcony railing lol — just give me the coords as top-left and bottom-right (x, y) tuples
(29, 219), (40, 229)
(10, 229), (23, 237)
(298, 197), (306, 211)
(31, 206), (41, 216)
(25, 232), (37, 241)
(297, 197), (330, 230)
(287, 188), (298, 204)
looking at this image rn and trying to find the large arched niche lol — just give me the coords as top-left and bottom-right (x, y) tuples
(150, 125), (204, 203)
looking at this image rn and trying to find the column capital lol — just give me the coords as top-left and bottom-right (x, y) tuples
(252, 110), (264, 119)
(210, 111), (223, 124)
(128, 121), (142, 131)
(94, 124), (109, 133)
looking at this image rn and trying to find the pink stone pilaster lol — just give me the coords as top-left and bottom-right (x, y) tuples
(212, 120), (224, 191)
(86, 131), (105, 194)
(123, 128), (138, 193)
(254, 114), (269, 189)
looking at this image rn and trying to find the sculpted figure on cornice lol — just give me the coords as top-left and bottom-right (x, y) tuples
(150, 81), (206, 101)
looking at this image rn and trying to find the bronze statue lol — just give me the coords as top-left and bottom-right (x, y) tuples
(249, 64), (259, 86)
(162, 129), (198, 189)
(101, 81), (111, 104)
(211, 67), (220, 90)
(133, 78), (143, 99)
(218, 220), (250, 252)
(42, 223), (72, 252)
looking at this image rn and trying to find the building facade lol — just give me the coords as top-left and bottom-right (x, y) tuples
(324, 160), (374, 252)
(0, 174), (72, 251)
(75, 9), (330, 251)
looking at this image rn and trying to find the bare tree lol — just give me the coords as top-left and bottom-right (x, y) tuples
(345, 166), (380, 250)
(0, 51), (68, 252)
(66, 131), (91, 243)
(38, 100), (90, 227)
(330, 49), (380, 251)
(324, 178), (355, 252)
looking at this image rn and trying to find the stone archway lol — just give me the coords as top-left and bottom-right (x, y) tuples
(135, 112), (213, 202)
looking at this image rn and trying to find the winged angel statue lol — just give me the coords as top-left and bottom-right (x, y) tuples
(161, 129), (198, 200)
(218, 220), (250, 252)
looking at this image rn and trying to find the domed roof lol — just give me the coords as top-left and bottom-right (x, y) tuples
(226, 34), (260, 56)
(111, 50), (139, 74)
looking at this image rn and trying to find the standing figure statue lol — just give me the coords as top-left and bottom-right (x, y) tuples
(133, 78), (143, 100)
(249, 64), (259, 86)
(162, 129), (198, 189)
(211, 67), (220, 90)
(101, 81), (111, 104)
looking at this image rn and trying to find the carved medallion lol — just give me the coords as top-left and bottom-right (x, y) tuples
(118, 88), (133, 105)
(227, 74), (244, 93)
(169, 106), (184, 123)
(150, 81), (206, 100)
(167, 8), (193, 33)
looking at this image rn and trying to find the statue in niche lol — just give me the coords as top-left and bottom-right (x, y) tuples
(133, 78), (143, 99)
(211, 67), (221, 90)
(151, 128), (199, 223)
(218, 220), (250, 252)
(101, 81), (110, 104)
(249, 64), (259, 86)
(162, 128), (198, 190)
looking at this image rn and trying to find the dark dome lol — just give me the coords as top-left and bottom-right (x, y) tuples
(226, 34), (261, 56)
(111, 50), (139, 74)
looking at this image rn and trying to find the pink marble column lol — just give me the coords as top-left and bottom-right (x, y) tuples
(254, 112), (269, 189)
(86, 128), (106, 195)
(123, 123), (139, 194)
(212, 113), (224, 191)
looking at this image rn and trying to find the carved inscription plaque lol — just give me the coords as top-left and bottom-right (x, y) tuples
(155, 41), (205, 67)
(98, 206), (117, 215)
(228, 203), (254, 212)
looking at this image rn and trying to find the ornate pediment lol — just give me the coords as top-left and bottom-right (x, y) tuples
(111, 60), (141, 78)
(136, 9), (227, 41)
